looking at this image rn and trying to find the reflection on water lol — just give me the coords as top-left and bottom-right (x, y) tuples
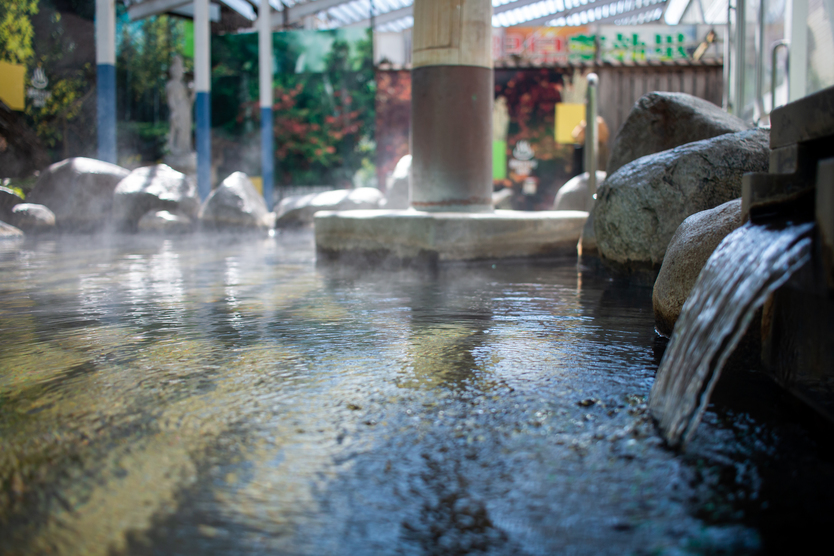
(0, 232), (831, 555)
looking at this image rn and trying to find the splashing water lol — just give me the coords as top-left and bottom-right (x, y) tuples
(650, 221), (815, 448)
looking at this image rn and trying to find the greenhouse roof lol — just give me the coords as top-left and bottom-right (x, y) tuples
(125, 0), (670, 31)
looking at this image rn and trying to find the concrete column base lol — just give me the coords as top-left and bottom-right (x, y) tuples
(314, 209), (588, 264)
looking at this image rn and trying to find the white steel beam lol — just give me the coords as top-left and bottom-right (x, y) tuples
(347, 6), (412, 28)
(127, 0), (190, 20)
(270, 0), (354, 27)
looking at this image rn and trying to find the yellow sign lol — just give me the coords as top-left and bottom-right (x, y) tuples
(249, 176), (263, 195)
(0, 61), (26, 111)
(555, 103), (585, 144)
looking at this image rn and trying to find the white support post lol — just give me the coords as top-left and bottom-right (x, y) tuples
(96, 0), (117, 163)
(734, 0), (747, 117)
(195, 0), (212, 199)
(259, 2), (274, 210)
(585, 73), (599, 201)
(788, 0), (808, 102)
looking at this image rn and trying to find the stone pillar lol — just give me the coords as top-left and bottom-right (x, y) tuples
(259, 2), (274, 210)
(95, 0), (117, 164)
(195, 0), (212, 200)
(410, 0), (493, 212)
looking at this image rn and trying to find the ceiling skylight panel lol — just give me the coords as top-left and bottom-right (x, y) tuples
(344, 2), (367, 21)
(347, 0), (368, 20)
(328, 5), (352, 21)
(335, 2), (357, 21)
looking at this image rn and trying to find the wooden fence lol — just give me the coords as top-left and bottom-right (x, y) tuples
(593, 61), (724, 148)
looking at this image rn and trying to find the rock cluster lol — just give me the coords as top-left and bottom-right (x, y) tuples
(10, 203), (56, 233)
(0, 157), (398, 238)
(589, 92), (773, 336)
(276, 187), (384, 227)
(113, 164), (200, 232)
(553, 171), (607, 213)
(200, 172), (274, 230)
(27, 158), (129, 232)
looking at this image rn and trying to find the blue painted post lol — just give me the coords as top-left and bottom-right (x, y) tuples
(95, 0), (117, 164)
(259, 1), (274, 210)
(195, 0), (212, 200)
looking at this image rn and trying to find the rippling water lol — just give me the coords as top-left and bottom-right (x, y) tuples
(651, 222), (815, 447)
(0, 232), (831, 555)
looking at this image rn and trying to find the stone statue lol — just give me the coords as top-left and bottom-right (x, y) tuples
(166, 56), (195, 156)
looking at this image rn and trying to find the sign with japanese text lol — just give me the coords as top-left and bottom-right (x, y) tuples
(493, 26), (590, 65)
(493, 25), (724, 66)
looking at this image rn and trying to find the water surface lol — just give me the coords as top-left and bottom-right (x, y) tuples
(0, 232), (831, 555)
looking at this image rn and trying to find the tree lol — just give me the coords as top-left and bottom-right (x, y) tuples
(115, 6), (189, 162)
(229, 29), (376, 186)
(25, 8), (96, 159)
(374, 69), (411, 189)
(0, 0), (39, 64)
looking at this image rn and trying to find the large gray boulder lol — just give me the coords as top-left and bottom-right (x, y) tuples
(653, 199), (743, 336)
(0, 220), (24, 238)
(275, 187), (384, 227)
(594, 129), (769, 272)
(199, 172), (273, 230)
(10, 203), (56, 233)
(553, 171), (606, 212)
(492, 188), (514, 209)
(112, 165), (199, 232)
(383, 154), (411, 210)
(137, 210), (194, 234)
(27, 157), (130, 232)
(0, 186), (24, 221)
(607, 92), (751, 176)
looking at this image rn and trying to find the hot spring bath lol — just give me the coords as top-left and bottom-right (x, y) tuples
(0, 232), (831, 555)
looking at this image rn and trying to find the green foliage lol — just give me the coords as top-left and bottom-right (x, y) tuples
(116, 8), (189, 127)
(0, 0), (39, 64)
(215, 29), (376, 187)
(117, 121), (169, 165)
(2, 176), (37, 197)
(24, 7), (96, 160)
(27, 68), (89, 147)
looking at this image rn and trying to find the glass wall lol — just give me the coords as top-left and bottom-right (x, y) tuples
(805, 0), (834, 96)
(729, 0), (833, 123)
